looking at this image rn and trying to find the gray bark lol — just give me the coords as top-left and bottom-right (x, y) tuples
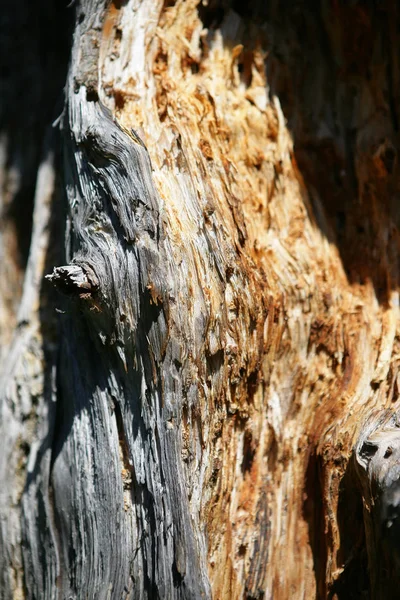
(17, 2), (210, 598)
(355, 411), (400, 600)
(1, 1), (400, 599)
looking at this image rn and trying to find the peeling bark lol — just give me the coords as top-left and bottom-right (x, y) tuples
(1, 1), (400, 599)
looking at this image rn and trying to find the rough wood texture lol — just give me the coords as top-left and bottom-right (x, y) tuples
(1, 0), (400, 599)
(355, 410), (400, 600)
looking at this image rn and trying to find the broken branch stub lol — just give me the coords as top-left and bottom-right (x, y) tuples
(45, 264), (98, 295)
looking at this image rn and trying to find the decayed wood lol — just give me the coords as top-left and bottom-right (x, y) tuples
(1, 0), (400, 599)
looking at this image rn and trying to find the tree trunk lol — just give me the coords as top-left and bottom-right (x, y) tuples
(1, 1), (400, 599)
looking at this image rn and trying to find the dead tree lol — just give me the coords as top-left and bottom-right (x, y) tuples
(1, 1), (400, 598)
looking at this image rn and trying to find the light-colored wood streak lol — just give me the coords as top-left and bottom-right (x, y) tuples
(1, 1), (400, 598)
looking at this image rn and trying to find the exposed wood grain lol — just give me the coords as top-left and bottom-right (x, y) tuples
(1, 1), (400, 599)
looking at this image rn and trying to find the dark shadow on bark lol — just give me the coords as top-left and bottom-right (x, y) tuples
(200, 0), (400, 306)
(328, 458), (369, 599)
(303, 449), (328, 600)
(6, 2), (74, 595)
(0, 0), (74, 270)
(264, 1), (400, 306)
(264, 4), (400, 587)
(303, 450), (369, 599)
(259, 4), (400, 599)
(17, 12), (73, 477)
(195, 1), (400, 597)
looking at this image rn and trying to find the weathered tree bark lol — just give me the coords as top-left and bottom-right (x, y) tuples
(1, 1), (400, 599)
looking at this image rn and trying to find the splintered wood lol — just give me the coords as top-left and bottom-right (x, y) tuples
(1, 1), (399, 599)
(97, 1), (400, 597)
